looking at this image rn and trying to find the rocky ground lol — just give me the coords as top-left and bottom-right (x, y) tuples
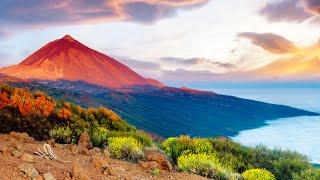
(0, 132), (206, 180)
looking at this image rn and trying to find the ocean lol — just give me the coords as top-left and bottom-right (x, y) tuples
(207, 88), (320, 164)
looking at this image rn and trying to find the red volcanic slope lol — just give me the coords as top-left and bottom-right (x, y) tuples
(0, 35), (164, 88)
(145, 78), (166, 87)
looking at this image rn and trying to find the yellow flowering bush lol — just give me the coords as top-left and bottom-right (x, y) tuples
(242, 169), (276, 180)
(177, 153), (226, 178)
(108, 137), (144, 162)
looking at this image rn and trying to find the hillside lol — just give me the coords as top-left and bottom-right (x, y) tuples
(6, 79), (318, 138)
(0, 85), (319, 180)
(0, 132), (206, 180)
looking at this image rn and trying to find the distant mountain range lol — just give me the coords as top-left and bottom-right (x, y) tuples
(0, 35), (318, 137)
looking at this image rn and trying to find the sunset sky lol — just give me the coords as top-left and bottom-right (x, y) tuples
(0, 0), (319, 84)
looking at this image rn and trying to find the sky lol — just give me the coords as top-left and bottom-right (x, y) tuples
(0, 0), (319, 86)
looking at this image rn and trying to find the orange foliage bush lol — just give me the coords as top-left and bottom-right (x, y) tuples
(58, 107), (72, 120)
(98, 107), (120, 121)
(34, 95), (55, 117)
(0, 91), (10, 109)
(4, 88), (55, 117)
(10, 88), (34, 116)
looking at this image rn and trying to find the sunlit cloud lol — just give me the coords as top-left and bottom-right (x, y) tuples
(0, 0), (208, 27)
(0, 29), (12, 40)
(160, 69), (221, 82)
(0, 0), (319, 84)
(235, 35), (320, 81)
(258, 0), (320, 23)
(238, 32), (297, 54)
(115, 56), (162, 77)
(302, 0), (320, 15)
(160, 57), (235, 72)
(259, 0), (312, 22)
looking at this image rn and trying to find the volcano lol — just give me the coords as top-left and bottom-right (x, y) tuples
(0, 35), (160, 88)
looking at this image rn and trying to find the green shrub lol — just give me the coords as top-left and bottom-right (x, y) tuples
(250, 146), (311, 180)
(210, 138), (252, 172)
(177, 153), (227, 178)
(209, 138), (312, 179)
(50, 126), (74, 144)
(242, 169), (275, 180)
(293, 168), (320, 180)
(193, 138), (214, 154)
(108, 137), (144, 162)
(151, 168), (161, 177)
(0, 107), (54, 140)
(90, 126), (108, 147)
(162, 136), (213, 164)
(105, 130), (153, 147)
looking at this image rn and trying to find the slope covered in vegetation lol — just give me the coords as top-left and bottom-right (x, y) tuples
(7, 79), (319, 138)
(0, 84), (319, 180)
(0, 85), (150, 147)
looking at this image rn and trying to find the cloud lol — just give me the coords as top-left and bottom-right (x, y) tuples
(115, 56), (162, 77)
(302, 0), (320, 15)
(259, 0), (312, 22)
(0, 51), (14, 67)
(117, 56), (161, 70)
(238, 32), (297, 54)
(0, 0), (208, 28)
(0, 29), (12, 40)
(160, 57), (236, 69)
(160, 69), (221, 82)
(122, 2), (176, 23)
(112, 55), (236, 81)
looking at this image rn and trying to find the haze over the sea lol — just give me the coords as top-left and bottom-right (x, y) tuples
(201, 87), (320, 163)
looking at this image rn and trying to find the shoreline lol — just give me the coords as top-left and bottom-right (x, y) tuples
(232, 116), (320, 164)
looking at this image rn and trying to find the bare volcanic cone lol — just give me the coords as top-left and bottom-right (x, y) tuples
(0, 35), (162, 88)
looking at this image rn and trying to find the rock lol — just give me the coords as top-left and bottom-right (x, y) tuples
(69, 145), (80, 154)
(103, 148), (111, 157)
(78, 132), (92, 150)
(20, 153), (35, 163)
(90, 147), (101, 155)
(9, 132), (34, 143)
(12, 149), (22, 157)
(91, 155), (109, 170)
(18, 163), (39, 178)
(12, 142), (23, 151)
(105, 166), (126, 177)
(64, 172), (72, 179)
(33, 176), (44, 180)
(46, 139), (55, 146)
(43, 172), (56, 180)
(54, 143), (66, 149)
(0, 144), (11, 155)
(93, 147), (101, 153)
(82, 149), (92, 156)
(72, 164), (90, 180)
(145, 152), (172, 171)
(139, 161), (160, 170)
